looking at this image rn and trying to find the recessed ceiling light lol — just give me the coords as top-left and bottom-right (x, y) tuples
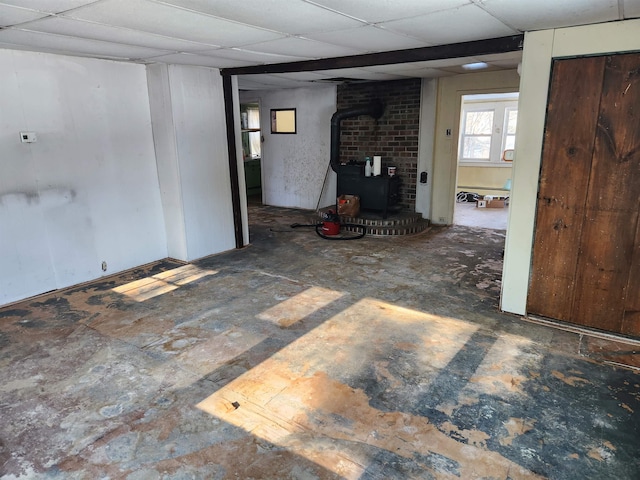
(461, 62), (489, 70)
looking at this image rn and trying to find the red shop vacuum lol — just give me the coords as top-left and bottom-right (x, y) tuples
(290, 210), (365, 240)
(319, 210), (341, 236)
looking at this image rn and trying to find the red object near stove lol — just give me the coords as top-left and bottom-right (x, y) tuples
(321, 210), (341, 236)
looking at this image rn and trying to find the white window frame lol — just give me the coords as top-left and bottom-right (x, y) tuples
(458, 93), (518, 167)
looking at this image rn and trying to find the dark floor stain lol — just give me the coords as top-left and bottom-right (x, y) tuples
(29, 296), (88, 324)
(361, 448), (437, 479)
(86, 295), (105, 306)
(0, 308), (30, 319)
(14, 318), (47, 329)
(62, 279), (118, 295)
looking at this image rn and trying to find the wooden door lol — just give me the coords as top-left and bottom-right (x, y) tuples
(528, 53), (640, 336)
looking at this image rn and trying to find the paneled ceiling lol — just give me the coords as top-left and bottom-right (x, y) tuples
(0, 0), (638, 89)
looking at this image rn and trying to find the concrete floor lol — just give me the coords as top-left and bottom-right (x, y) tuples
(1, 204), (639, 479)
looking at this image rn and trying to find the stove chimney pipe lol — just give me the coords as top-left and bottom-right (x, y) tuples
(329, 100), (384, 172)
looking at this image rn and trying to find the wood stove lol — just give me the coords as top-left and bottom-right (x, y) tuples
(337, 165), (400, 218)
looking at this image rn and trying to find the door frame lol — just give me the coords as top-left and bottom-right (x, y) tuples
(431, 70), (520, 226)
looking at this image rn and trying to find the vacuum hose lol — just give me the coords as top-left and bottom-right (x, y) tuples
(290, 222), (366, 240)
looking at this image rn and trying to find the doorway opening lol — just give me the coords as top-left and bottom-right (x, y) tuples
(453, 92), (517, 230)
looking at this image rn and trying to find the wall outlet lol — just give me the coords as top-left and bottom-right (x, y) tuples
(101, 261), (107, 272)
(20, 131), (37, 143)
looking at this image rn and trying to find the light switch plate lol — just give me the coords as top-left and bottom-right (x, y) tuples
(503, 149), (514, 161)
(20, 132), (37, 143)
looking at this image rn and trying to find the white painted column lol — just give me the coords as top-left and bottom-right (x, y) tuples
(147, 64), (236, 261)
(147, 63), (188, 261)
(416, 79), (437, 219)
(500, 30), (554, 315)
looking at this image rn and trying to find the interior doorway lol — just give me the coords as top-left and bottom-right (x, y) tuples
(453, 92), (517, 230)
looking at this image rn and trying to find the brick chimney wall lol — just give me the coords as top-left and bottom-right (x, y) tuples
(337, 78), (421, 211)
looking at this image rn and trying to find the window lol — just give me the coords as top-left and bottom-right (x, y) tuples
(247, 107), (261, 159)
(270, 108), (296, 134)
(504, 107), (518, 150)
(461, 109), (494, 160)
(241, 104), (261, 160)
(458, 93), (518, 166)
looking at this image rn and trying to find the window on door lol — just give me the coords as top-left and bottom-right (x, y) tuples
(458, 93), (519, 165)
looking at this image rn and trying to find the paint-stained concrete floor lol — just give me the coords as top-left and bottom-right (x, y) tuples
(1, 205), (639, 479)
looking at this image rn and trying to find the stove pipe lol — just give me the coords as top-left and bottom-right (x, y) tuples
(330, 100), (384, 172)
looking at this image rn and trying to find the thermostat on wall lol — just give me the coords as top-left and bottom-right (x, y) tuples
(20, 132), (37, 143)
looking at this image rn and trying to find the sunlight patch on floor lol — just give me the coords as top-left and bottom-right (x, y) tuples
(112, 264), (218, 302)
(257, 286), (345, 328)
(197, 297), (541, 479)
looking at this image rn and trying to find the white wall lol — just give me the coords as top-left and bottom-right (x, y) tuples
(147, 64), (236, 260)
(0, 50), (167, 305)
(501, 18), (640, 315)
(241, 86), (337, 210)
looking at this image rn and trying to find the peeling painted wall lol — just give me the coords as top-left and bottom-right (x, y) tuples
(241, 87), (337, 210)
(0, 50), (167, 305)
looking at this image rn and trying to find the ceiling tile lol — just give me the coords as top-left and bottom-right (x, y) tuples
(305, 25), (428, 52)
(0, 29), (172, 59)
(438, 64), (503, 74)
(362, 63), (454, 78)
(310, 67), (409, 81)
(238, 73), (318, 88)
(63, 0), (286, 46)
(0, 4), (49, 26)
(21, 17), (222, 52)
(237, 78), (295, 90)
(477, 51), (521, 69)
(476, 51), (523, 62)
(398, 68), (454, 78)
(307, 0), (471, 23)
(380, 4), (517, 44)
(198, 47), (309, 63)
(483, 59), (519, 69)
(241, 37), (361, 58)
(0, 1), (97, 13)
(622, 0), (640, 18)
(480, 0), (619, 30)
(146, 53), (250, 68)
(159, 0), (366, 34)
(269, 71), (337, 81)
(380, 56), (479, 69)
